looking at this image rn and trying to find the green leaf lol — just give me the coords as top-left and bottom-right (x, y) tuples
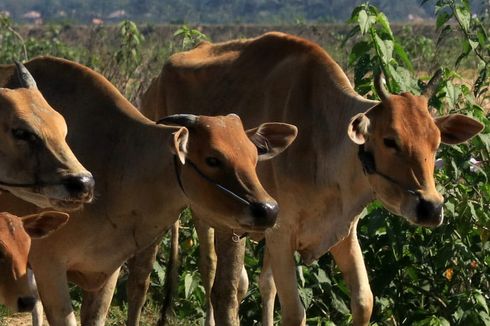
(436, 11), (452, 29)
(455, 5), (471, 32)
(153, 261), (165, 286)
(331, 291), (350, 315)
(358, 9), (375, 35)
(393, 43), (413, 71)
(374, 34), (393, 64)
(376, 12), (393, 40)
(445, 81), (461, 108)
(474, 291), (489, 314)
(478, 311), (490, 326)
(316, 269), (331, 284)
(184, 273), (193, 299)
(298, 287), (313, 309)
(349, 41), (371, 66)
(297, 265), (305, 287)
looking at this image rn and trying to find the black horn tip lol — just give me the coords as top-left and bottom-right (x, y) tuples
(422, 68), (443, 99)
(14, 60), (37, 90)
(156, 114), (199, 126)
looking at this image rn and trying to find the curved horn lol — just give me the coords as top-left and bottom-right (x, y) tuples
(374, 72), (390, 101)
(156, 114), (198, 126)
(15, 61), (37, 89)
(422, 68), (443, 100)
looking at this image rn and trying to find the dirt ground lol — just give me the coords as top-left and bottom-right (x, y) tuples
(1, 313), (48, 326)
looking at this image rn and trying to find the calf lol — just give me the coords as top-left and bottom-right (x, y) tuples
(131, 32), (484, 325)
(0, 211), (68, 312)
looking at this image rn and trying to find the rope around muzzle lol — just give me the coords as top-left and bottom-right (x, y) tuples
(358, 144), (418, 197)
(173, 156), (250, 241)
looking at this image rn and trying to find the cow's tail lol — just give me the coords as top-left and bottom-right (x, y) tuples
(158, 219), (180, 326)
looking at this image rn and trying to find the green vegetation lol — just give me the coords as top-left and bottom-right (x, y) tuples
(0, 0), (488, 325)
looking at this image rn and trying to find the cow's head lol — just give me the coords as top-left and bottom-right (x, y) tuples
(0, 62), (94, 211)
(348, 73), (484, 227)
(0, 211), (68, 312)
(159, 113), (297, 231)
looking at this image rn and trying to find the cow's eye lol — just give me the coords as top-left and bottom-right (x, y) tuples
(256, 146), (268, 156)
(12, 128), (39, 143)
(383, 138), (400, 151)
(205, 157), (222, 168)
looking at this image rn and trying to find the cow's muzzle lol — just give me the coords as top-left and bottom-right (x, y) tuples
(62, 172), (95, 200)
(249, 201), (279, 228)
(17, 296), (36, 312)
(416, 198), (444, 227)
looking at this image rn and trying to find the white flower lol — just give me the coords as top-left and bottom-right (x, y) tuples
(435, 158), (444, 170)
(469, 157), (482, 173)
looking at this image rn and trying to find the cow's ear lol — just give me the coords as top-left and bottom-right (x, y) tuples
(435, 114), (484, 145)
(247, 122), (298, 161)
(348, 113), (371, 145)
(170, 127), (189, 164)
(21, 211), (69, 239)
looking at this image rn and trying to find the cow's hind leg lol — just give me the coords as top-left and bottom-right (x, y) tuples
(330, 225), (373, 326)
(80, 267), (120, 326)
(126, 237), (162, 326)
(194, 217), (217, 326)
(211, 228), (246, 326)
(259, 247), (276, 326)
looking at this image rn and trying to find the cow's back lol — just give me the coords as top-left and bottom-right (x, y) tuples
(141, 32), (376, 253)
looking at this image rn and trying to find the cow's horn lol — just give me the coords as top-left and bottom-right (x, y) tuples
(422, 68), (443, 100)
(157, 114), (198, 126)
(15, 61), (37, 89)
(374, 72), (390, 101)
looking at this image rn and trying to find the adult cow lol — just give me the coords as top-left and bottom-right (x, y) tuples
(0, 61), (91, 316)
(0, 62), (94, 210)
(0, 56), (297, 326)
(0, 211), (69, 313)
(128, 32), (484, 325)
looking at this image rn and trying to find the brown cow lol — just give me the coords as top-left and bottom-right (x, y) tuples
(0, 62), (94, 210)
(0, 56), (297, 325)
(0, 211), (68, 313)
(126, 32), (484, 325)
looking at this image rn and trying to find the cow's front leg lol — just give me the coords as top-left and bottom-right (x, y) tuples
(28, 269), (44, 326)
(330, 227), (373, 326)
(194, 217), (217, 326)
(266, 230), (305, 326)
(80, 267), (120, 326)
(126, 237), (163, 326)
(259, 247), (276, 326)
(211, 228), (246, 326)
(33, 263), (77, 326)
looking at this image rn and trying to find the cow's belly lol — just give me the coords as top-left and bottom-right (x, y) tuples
(30, 204), (176, 290)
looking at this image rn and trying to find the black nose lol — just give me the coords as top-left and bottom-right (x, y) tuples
(63, 173), (95, 197)
(416, 198), (443, 226)
(249, 201), (279, 227)
(17, 296), (36, 312)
